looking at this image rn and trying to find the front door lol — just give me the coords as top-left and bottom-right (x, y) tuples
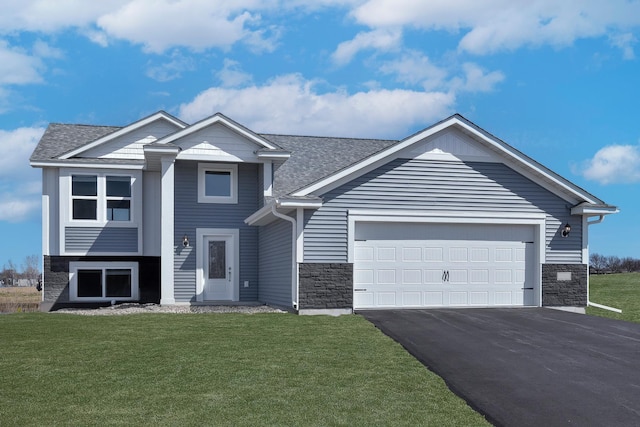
(204, 235), (234, 300)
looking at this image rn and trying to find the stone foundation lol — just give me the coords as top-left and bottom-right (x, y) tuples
(542, 264), (587, 307)
(298, 263), (353, 310)
(42, 256), (160, 311)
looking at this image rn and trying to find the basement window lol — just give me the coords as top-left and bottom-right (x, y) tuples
(69, 262), (139, 302)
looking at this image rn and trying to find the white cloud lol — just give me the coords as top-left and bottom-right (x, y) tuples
(0, 41), (44, 85)
(450, 63), (505, 93)
(96, 1), (270, 54)
(350, 0), (640, 56)
(0, 126), (46, 222)
(216, 59), (253, 88)
(178, 74), (455, 138)
(146, 51), (195, 82)
(332, 28), (402, 65)
(609, 32), (637, 60)
(379, 51), (448, 90)
(577, 144), (640, 184)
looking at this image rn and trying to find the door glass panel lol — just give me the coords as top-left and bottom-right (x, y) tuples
(208, 241), (226, 279)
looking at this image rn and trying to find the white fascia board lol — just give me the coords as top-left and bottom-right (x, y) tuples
(143, 145), (180, 154)
(256, 152), (291, 160)
(571, 205), (619, 216)
(60, 112), (186, 159)
(158, 114), (278, 150)
(292, 116), (602, 205)
(244, 202), (276, 226)
(30, 161), (144, 170)
(277, 199), (323, 209)
(348, 209), (546, 222)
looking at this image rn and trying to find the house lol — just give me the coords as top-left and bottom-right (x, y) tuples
(30, 112), (618, 313)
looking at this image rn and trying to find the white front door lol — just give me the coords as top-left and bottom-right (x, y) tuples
(204, 235), (234, 300)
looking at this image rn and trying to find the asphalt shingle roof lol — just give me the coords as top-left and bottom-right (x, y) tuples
(30, 123), (121, 162)
(30, 122), (397, 197)
(261, 134), (396, 196)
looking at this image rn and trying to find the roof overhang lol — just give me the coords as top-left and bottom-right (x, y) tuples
(291, 115), (605, 206)
(571, 203), (619, 216)
(59, 111), (186, 159)
(157, 113), (280, 151)
(245, 197), (323, 226)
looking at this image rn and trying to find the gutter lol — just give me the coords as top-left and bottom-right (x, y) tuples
(270, 204), (299, 310)
(585, 215), (623, 314)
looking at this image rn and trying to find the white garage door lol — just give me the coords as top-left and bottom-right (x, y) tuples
(353, 223), (536, 309)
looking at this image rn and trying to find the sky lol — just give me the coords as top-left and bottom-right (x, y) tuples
(1, 0), (640, 271)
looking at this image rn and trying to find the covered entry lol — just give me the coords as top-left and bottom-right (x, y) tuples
(353, 222), (539, 309)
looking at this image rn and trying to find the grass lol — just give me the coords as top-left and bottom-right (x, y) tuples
(0, 312), (488, 426)
(0, 286), (40, 313)
(586, 272), (640, 324)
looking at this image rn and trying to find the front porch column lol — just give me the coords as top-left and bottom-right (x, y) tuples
(160, 155), (176, 305)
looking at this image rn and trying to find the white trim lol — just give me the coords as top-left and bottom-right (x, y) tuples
(60, 112), (186, 159)
(347, 209), (546, 307)
(292, 116), (602, 206)
(160, 156), (176, 305)
(30, 161), (144, 169)
(59, 169), (142, 256)
(571, 205), (619, 215)
(263, 161), (273, 197)
(296, 208), (304, 263)
(157, 114), (278, 150)
(197, 163), (238, 204)
(257, 151), (291, 160)
(277, 199), (323, 209)
(69, 261), (139, 302)
(195, 228), (240, 302)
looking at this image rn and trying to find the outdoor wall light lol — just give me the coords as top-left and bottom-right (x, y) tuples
(561, 223), (571, 238)
(183, 235), (190, 247)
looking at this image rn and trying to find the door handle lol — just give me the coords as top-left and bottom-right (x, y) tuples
(442, 271), (450, 282)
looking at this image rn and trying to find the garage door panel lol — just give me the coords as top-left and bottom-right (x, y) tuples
(353, 226), (536, 309)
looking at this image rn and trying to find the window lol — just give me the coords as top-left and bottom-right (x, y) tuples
(70, 262), (138, 301)
(198, 163), (238, 203)
(106, 176), (131, 221)
(72, 175), (97, 220)
(69, 174), (133, 222)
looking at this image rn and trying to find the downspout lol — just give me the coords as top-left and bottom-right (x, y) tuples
(271, 204), (298, 310)
(586, 215), (622, 314)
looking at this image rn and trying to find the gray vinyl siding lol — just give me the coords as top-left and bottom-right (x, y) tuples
(173, 161), (259, 302)
(65, 227), (138, 253)
(258, 219), (292, 307)
(304, 158), (582, 263)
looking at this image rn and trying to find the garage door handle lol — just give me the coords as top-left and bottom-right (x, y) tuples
(442, 271), (450, 282)
(522, 287), (534, 290)
(354, 288), (367, 292)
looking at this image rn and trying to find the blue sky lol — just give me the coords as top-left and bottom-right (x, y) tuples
(1, 0), (640, 271)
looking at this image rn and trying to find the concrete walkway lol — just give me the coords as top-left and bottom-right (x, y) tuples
(361, 308), (640, 426)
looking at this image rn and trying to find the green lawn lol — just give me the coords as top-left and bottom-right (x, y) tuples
(0, 313), (488, 426)
(587, 273), (640, 323)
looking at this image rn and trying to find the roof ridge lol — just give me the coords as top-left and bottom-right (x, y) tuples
(260, 133), (397, 142)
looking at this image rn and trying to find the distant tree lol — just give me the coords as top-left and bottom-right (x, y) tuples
(22, 255), (40, 287)
(590, 253), (607, 274)
(1, 260), (18, 286)
(605, 256), (622, 273)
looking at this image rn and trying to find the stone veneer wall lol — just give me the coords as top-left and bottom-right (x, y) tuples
(298, 263), (353, 310)
(542, 264), (588, 307)
(42, 255), (160, 310)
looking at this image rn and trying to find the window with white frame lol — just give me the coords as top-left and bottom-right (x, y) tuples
(69, 173), (133, 222)
(69, 262), (139, 301)
(198, 163), (238, 203)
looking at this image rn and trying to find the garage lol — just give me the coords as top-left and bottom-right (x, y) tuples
(353, 222), (537, 309)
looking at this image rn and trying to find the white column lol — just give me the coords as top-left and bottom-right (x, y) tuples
(160, 155), (176, 305)
(263, 161), (273, 197)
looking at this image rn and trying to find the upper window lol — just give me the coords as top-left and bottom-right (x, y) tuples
(198, 163), (238, 204)
(106, 176), (131, 221)
(70, 174), (132, 221)
(72, 175), (97, 220)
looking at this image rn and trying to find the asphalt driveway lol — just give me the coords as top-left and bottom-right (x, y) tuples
(361, 308), (640, 427)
